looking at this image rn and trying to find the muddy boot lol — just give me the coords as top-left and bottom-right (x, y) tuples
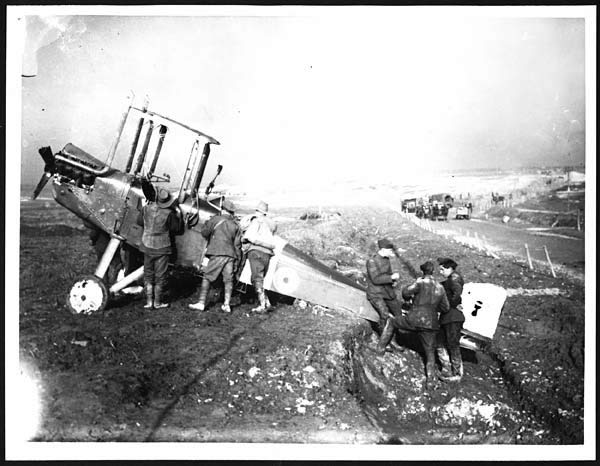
(251, 284), (268, 313)
(376, 318), (395, 354)
(444, 348), (463, 382)
(143, 284), (154, 309)
(437, 347), (453, 380)
(389, 336), (405, 353)
(425, 361), (439, 390)
(153, 284), (169, 309)
(456, 359), (464, 378)
(189, 279), (210, 311)
(221, 281), (233, 313)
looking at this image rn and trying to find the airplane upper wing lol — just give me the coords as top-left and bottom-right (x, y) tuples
(131, 106), (220, 145)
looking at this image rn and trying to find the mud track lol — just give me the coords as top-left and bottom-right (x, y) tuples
(18, 203), (584, 444)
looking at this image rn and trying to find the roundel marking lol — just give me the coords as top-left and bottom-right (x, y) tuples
(272, 267), (300, 295)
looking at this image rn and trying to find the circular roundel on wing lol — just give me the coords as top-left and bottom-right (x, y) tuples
(272, 267), (300, 295)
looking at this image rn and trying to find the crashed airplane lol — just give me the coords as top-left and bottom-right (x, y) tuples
(31, 97), (505, 352)
(31, 96), (379, 322)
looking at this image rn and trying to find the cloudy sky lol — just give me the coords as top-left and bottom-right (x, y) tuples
(13, 6), (590, 192)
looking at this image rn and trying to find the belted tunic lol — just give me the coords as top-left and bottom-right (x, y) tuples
(140, 202), (181, 256)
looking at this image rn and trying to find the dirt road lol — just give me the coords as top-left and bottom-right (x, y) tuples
(397, 213), (584, 277)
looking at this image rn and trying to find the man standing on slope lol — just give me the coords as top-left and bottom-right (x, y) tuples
(366, 238), (402, 341)
(378, 260), (450, 390)
(240, 200), (277, 313)
(436, 257), (465, 382)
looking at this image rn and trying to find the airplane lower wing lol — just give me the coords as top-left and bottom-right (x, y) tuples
(238, 237), (379, 322)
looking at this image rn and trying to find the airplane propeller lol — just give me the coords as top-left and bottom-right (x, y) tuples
(31, 146), (56, 200)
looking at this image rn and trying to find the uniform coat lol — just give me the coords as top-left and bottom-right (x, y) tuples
(440, 271), (465, 325)
(401, 276), (450, 330)
(201, 213), (242, 260)
(140, 202), (182, 256)
(366, 254), (397, 300)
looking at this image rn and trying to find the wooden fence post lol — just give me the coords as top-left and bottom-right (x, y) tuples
(543, 245), (557, 278)
(577, 209), (581, 231)
(525, 243), (533, 270)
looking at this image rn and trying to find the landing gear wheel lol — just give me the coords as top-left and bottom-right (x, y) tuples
(66, 275), (108, 315)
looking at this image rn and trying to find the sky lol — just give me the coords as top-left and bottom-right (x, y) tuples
(14, 7), (590, 192)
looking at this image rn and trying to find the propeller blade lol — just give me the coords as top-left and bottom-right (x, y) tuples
(38, 146), (56, 172)
(32, 172), (52, 200)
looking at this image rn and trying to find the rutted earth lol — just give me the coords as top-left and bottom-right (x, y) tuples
(17, 202), (584, 444)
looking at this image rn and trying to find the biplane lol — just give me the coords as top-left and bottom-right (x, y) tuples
(31, 96), (379, 322)
(30, 96), (505, 352)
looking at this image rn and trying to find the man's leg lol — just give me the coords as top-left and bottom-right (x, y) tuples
(419, 330), (439, 390)
(446, 322), (464, 380)
(221, 259), (235, 313)
(153, 254), (170, 309)
(249, 251), (269, 313)
(189, 278), (211, 311)
(436, 328), (452, 378)
(376, 318), (396, 353)
(261, 251), (272, 309)
(368, 296), (391, 335)
(189, 255), (222, 311)
(143, 254), (155, 309)
(377, 313), (416, 353)
(385, 298), (404, 351)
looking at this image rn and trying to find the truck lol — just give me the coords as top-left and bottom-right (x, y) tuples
(401, 198), (417, 213)
(455, 201), (473, 220)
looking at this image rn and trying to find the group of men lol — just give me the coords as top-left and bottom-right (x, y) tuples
(137, 184), (465, 390)
(139, 184), (277, 314)
(366, 238), (465, 389)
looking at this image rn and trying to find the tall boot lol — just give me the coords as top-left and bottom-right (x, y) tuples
(376, 318), (396, 354)
(144, 284), (154, 309)
(425, 360), (439, 390)
(154, 284), (169, 309)
(221, 281), (233, 313)
(445, 347), (463, 382)
(251, 283), (268, 313)
(189, 279), (210, 311)
(437, 347), (452, 379)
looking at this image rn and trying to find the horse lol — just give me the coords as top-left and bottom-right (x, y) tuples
(491, 192), (506, 206)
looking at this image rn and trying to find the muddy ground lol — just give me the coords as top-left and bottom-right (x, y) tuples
(18, 201), (585, 445)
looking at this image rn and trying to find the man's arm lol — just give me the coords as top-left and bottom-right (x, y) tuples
(447, 273), (464, 307)
(168, 207), (185, 236)
(200, 216), (214, 239)
(437, 290), (450, 315)
(233, 224), (243, 262)
(269, 218), (278, 235)
(401, 280), (420, 300)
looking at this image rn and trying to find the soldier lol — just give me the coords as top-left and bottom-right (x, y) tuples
(366, 238), (402, 340)
(436, 257), (465, 382)
(140, 187), (183, 309)
(378, 261), (450, 390)
(240, 201), (277, 313)
(188, 200), (242, 313)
